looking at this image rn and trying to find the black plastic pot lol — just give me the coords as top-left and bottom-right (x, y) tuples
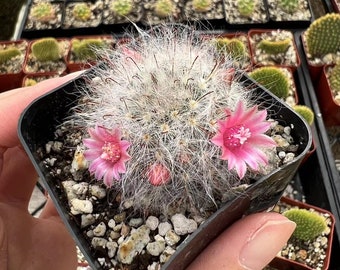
(18, 69), (312, 269)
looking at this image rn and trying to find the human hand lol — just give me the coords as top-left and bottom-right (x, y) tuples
(0, 73), (295, 270)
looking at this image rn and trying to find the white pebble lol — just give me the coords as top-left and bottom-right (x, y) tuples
(90, 185), (106, 199)
(165, 230), (181, 246)
(146, 216), (159, 231)
(91, 237), (107, 249)
(93, 222), (106, 237)
(171, 213), (197, 235)
(146, 240), (166, 256)
(70, 198), (93, 215)
(81, 214), (96, 228)
(158, 222), (172, 236)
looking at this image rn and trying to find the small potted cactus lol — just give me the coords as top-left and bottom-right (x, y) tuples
(248, 66), (299, 107)
(223, 0), (270, 25)
(67, 35), (116, 72)
(24, 1), (64, 32)
(102, 0), (144, 25)
(0, 39), (28, 92)
(301, 13), (340, 83)
(248, 29), (301, 71)
(19, 25), (312, 270)
(267, 0), (312, 24)
(62, 1), (103, 29)
(268, 196), (335, 270)
(183, 0), (224, 22)
(23, 37), (70, 76)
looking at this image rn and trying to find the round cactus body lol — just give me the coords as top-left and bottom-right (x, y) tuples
(283, 208), (327, 241)
(0, 47), (21, 64)
(31, 38), (60, 62)
(278, 0), (299, 14)
(31, 2), (56, 22)
(154, 0), (174, 17)
(72, 39), (107, 60)
(72, 3), (92, 21)
(305, 13), (340, 58)
(258, 38), (291, 55)
(110, 0), (134, 16)
(214, 38), (247, 60)
(249, 67), (290, 99)
(292, 105), (314, 125)
(237, 0), (256, 17)
(192, 0), (212, 12)
(329, 64), (340, 93)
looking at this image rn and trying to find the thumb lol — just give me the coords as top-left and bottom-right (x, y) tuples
(187, 212), (296, 270)
(0, 216), (7, 270)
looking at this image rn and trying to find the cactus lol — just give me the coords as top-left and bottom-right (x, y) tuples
(192, 0), (212, 12)
(278, 0), (299, 14)
(258, 38), (291, 55)
(0, 47), (21, 64)
(110, 0), (134, 16)
(154, 0), (174, 17)
(283, 208), (327, 241)
(293, 105), (314, 125)
(237, 0), (257, 17)
(30, 2), (56, 22)
(329, 64), (340, 93)
(31, 38), (60, 62)
(24, 78), (38, 87)
(72, 38), (107, 61)
(72, 3), (92, 21)
(249, 67), (290, 99)
(214, 37), (247, 60)
(305, 13), (340, 58)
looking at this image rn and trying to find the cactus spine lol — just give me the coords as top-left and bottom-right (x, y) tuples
(110, 0), (133, 16)
(0, 47), (21, 64)
(283, 208), (327, 241)
(72, 3), (92, 21)
(258, 38), (291, 55)
(237, 0), (256, 17)
(249, 67), (290, 99)
(293, 105), (314, 125)
(329, 64), (340, 93)
(278, 0), (299, 14)
(305, 13), (340, 58)
(192, 0), (212, 12)
(31, 38), (60, 62)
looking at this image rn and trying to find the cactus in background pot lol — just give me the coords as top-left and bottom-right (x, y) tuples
(154, 0), (174, 17)
(293, 105), (314, 125)
(237, 0), (257, 17)
(0, 47), (21, 64)
(72, 2), (92, 21)
(72, 38), (108, 61)
(31, 38), (61, 62)
(249, 66), (290, 99)
(278, 0), (299, 13)
(329, 63), (340, 93)
(110, 0), (134, 16)
(214, 37), (247, 60)
(283, 208), (327, 241)
(258, 38), (291, 55)
(192, 0), (212, 12)
(304, 13), (340, 58)
(30, 2), (56, 22)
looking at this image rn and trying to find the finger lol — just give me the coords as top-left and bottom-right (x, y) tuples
(187, 212), (296, 270)
(39, 197), (61, 222)
(0, 71), (84, 149)
(0, 216), (7, 270)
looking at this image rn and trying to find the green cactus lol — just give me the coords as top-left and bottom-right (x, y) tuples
(293, 105), (314, 125)
(0, 47), (21, 64)
(283, 208), (327, 241)
(72, 38), (107, 61)
(305, 13), (340, 58)
(329, 64), (340, 93)
(154, 0), (174, 17)
(237, 0), (256, 17)
(214, 38), (247, 60)
(249, 67), (290, 99)
(192, 0), (212, 12)
(24, 78), (38, 87)
(31, 38), (60, 62)
(72, 3), (92, 21)
(31, 2), (56, 22)
(278, 0), (299, 14)
(258, 38), (291, 55)
(110, 0), (134, 16)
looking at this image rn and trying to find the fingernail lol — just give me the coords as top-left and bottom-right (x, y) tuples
(239, 218), (296, 270)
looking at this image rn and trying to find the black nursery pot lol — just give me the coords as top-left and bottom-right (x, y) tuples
(19, 70), (312, 270)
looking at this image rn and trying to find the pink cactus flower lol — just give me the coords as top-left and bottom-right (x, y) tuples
(83, 125), (131, 187)
(211, 101), (276, 179)
(147, 163), (171, 186)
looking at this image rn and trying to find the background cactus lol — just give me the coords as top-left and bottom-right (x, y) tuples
(249, 67), (290, 99)
(0, 47), (21, 64)
(278, 0), (299, 14)
(283, 208), (327, 241)
(72, 38), (107, 61)
(31, 38), (60, 62)
(72, 3), (92, 21)
(329, 63), (340, 93)
(192, 0), (212, 12)
(293, 105), (314, 125)
(31, 2), (56, 22)
(305, 13), (340, 58)
(258, 38), (291, 55)
(153, 0), (174, 17)
(213, 37), (247, 62)
(237, 0), (257, 17)
(110, 0), (134, 16)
